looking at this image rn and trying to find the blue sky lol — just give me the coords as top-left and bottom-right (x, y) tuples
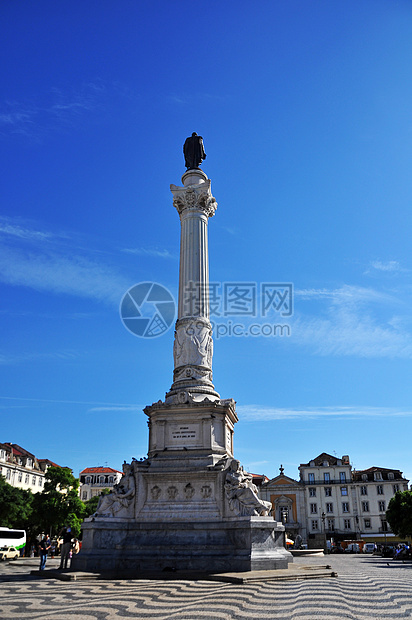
(1, 0), (412, 483)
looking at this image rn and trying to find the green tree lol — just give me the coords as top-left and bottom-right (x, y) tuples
(386, 490), (412, 539)
(29, 467), (86, 538)
(0, 475), (33, 528)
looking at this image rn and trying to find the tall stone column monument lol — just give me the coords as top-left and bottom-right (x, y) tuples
(73, 134), (292, 573)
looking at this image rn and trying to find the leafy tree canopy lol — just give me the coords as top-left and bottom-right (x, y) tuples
(386, 490), (412, 539)
(0, 475), (33, 529)
(29, 467), (86, 538)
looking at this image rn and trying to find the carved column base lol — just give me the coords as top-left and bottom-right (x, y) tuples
(168, 316), (219, 403)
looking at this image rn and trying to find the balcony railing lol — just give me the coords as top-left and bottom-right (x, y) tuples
(82, 482), (116, 487)
(302, 479), (348, 485)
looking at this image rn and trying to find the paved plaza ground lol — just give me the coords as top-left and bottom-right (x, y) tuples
(0, 554), (411, 619)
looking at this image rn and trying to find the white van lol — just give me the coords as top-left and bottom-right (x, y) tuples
(345, 543), (360, 553)
(363, 543), (376, 553)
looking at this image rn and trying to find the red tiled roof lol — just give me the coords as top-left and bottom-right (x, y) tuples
(38, 459), (62, 468)
(3, 443), (35, 458)
(80, 467), (122, 475)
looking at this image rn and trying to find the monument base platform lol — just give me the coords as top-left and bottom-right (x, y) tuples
(72, 517), (292, 573)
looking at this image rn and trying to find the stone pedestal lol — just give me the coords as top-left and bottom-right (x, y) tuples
(73, 445), (291, 573)
(76, 518), (290, 573)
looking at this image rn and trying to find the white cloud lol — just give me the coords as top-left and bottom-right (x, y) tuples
(87, 406), (142, 413)
(292, 284), (412, 358)
(0, 244), (130, 305)
(291, 310), (412, 358)
(122, 247), (174, 259)
(366, 260), (408, 274)
(0, 222), (54, 242)
(0, 80), (116, 140)
(0, 350), (79, 365)
(295, 285), (396, 306)
(0, 396), (140, 408)
(238, 405), (412, 422)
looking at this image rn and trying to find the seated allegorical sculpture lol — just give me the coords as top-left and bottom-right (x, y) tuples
(224, 459), (272, 517)
(94, 463), (135, 519)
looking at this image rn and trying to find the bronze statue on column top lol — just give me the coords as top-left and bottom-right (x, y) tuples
(183, 132), (207, 170)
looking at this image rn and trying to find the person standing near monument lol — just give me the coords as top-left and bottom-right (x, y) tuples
(39, 534), (51, 571)
(58, 526), (72, 569)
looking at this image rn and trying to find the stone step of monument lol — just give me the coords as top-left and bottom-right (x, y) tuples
(31, 564), (336, 582)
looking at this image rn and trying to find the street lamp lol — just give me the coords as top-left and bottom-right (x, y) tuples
(321, 511), (327, 553)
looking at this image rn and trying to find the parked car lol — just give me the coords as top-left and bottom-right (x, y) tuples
(363, 543), (376, 553)
(345, 543), (360, 553)
(0, 546), (19, 561)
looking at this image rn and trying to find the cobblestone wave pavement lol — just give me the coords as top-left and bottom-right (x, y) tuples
(0, 555), (411, 620)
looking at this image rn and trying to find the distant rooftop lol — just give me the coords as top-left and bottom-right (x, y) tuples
(80, 467), (122, 475)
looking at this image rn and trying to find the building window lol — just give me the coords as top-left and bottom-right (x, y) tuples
(311, 520), (318, 531)
(25, 474), (29, 484)
(310, 503), (317, 514)
(0, 450), (4, 460)
(82, 491), (88, 500)
(309, 488), (316, 497)
(99, 476), (105, 483)
(324, 487), (332, 497)
(324, 472), (330, 483)
(381, 520), (389, 532)
(308, 473), (315, 483)
(342, 502), (350, 513)
(376, 485), (384, 495)
(404, 484), (408, 491)
(340, 472), (346, 482)
(18, 472), (23, 482)
(374, 472), (382, 481)
(344, 519), (351, 529)
(360, 486), (367, 495)
(364, 519), (371, 529)
(362, 501), (369, 512)
(109, 476), (114, 484)
(32, 476), (36, 485)
(378, 501), (386, 512)
(326, 503), (333, 513)
(393, 484), (400, 493)
(323, 461), (329, 467)
(38, 478), (42, 486)
(6, 469), (11, 479)
(86, 476), (91, 484)
(327, 519), (335, 531)
(362, 474), (368, 481)
(341, 487), (348, 496)
(388, 472), (394, 480)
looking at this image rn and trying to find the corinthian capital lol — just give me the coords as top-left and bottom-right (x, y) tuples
(170, 181), (217, 218)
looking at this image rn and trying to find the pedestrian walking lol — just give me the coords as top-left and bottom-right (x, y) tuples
(39, 535), (51, 571)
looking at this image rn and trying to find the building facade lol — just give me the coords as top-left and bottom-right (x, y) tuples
(0, 443), (62, 494)
(79, 467), (123, 501)
(352, 466), (408, 544)
(259, 453), (410, 547)
(259, 465), (308, 542)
